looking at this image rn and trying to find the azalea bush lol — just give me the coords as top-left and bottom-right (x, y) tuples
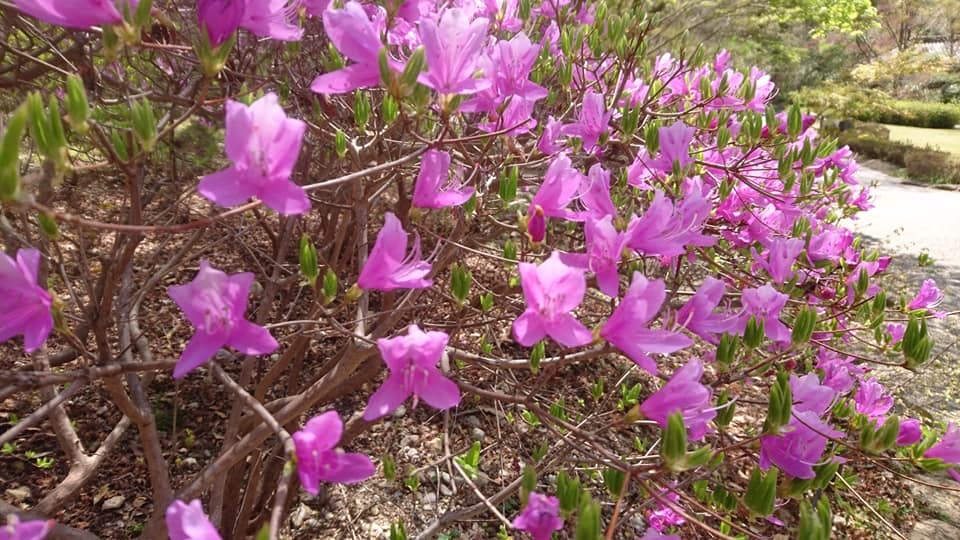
(0, 1), (957, 539)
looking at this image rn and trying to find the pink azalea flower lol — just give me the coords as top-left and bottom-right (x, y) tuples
(198, 93), (310, 215)
(815, 350), (864, 394)
(417, 8), (490, 95)
(412, 149), (474, 208)
(734, 283), (791, 344)
(887, 323), (906, 345)
(653, 122), (696, 172)
(13, 0), (134, 29)
(357, 212), (433, 291)
(363, 325), (461, 420)
(760, 411), (843, 479)
(752, 237), (804, 284)
(513, 251), (593, 348)
(790, 373), (836, 417)
(531, 153), (583, 219)
(908, 279), (944, 311)
(854, 378), (893, 421)
(512, 492), (563, 540)
(562, 215), (629, 297)
(537, 115), (566, 155)
(577, 163), (616, 221)
(898, 418), (922, 446)
(293, 411), (375, 493)
(640, 531), (681, 540)
(167, 261), (278, 379)
(198, 0), (244, 46)
(645, 485), (686, 531)
(676, 276), (735, 342)
(240, 0), (303, 41)
(0, 249), (54, 354)
(925, 423), (960, 464)
(462, 32), (547, 113)
(626, 189), (715, 259)
(639, 358), (715, 440)
(165, 499), (222, 540)
(561, 91), (611, 153)
(311, 2), (383, 94)
(601, 272), (692, 375)
(302, 0), (331, 16)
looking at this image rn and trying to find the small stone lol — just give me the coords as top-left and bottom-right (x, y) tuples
(470, 428), (485, 442)
(463, 415), (482, 428)
(291, 503), (317, 528)
(215, 349), (231, 361)
(440, 484), (454, 497)
(5, 487), (30, 502)
(474, 472), (491, 488)
(911, 520), (960, 540)
(426, 437), (443, 453)
(181, 457), (199, 468)
(420, 492), (438, 505)
(102, 495), (126, 511)
(392, 405), (407, 418)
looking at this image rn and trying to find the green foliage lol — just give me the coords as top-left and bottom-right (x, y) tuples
(454, 441), (481, 479)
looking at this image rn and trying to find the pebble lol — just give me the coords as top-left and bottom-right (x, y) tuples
(102, 495), (126, 511)
(426, 437), (443, 453)
(181, 457), (199, 468)
(440, 484), (454, 497)
(463, 415), (482, 428)
(5, 487), (30, 502)
(392, 405), (407, 418)
(470, 428), (485, 442)
(420, 492), (437, 505)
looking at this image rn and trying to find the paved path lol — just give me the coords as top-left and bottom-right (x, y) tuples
(852, 165), (960, 538)
(852, 164), (960, 423)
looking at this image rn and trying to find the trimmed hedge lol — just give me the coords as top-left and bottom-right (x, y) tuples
(830, 122), (960, 183)
(853, 100), (960, 129)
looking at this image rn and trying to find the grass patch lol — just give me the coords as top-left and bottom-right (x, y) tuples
(884, 124), (960, 157)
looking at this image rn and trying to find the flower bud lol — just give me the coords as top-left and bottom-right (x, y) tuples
(526, 205), (546, 244)
(299, 234), (319, 287)
(0, 104), (28, 200)
(198, 0), (243, 47)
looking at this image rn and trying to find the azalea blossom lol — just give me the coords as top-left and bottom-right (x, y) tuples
(0, 249), (54, 354)
(734, 283), (791, 344)
(198, 93), (310, 215)
(311, 2), (383, 94)
(166, 499), (222, 540)
(577, 163), (616, 221)
(13, 0), (135, 29)
(531, 153), (583, 220)
(513, 251), (593, 348)
(412, 149), (474, 209)
(675, 276), (735, 342)
(760, 411), (843, 479)
(561, 91), (611, 153)
(601, 272), (692, 375)
(639, 358), (715, 440)
(561, 215), (629, 297)
(167, 261), (278, 378)
(753, 237), (805, 284)
(627, 189), (715, 258)
(925, 423), (960, 464)
(854, 378), (893, 421)
(898, 418), (922, 446)
(198, 0), (244, 46)
(293, 411), (375, 493)
(363, 325), (460, 420)
(790, 373), (836, 417)
(357, 212), (433, 291)
(653, 121), (696, 172)
(645, 485), (686, 532)
(417, 8), (490, 95)
(462, 32), (547, 114)
(239, 0), (303, 41)
(908, 279), (944, 311)
(512, 492), (563, 540)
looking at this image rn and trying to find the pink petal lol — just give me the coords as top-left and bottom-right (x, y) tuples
(322, 2), (381, 63)
(227, 320), (278, 355)
(223, 100), (254, 165)
(544, 313), (593, 347)
(418, 368), (461, 410)
(256, 178), (311, 215)
(363, 374), (410, 421)
(310, 64), (382, 94)
(198, 167), (256, 208)
(174, 332), (227, 379)
(15, 248), (42, 286)
(319, 451), (375, 483)
(513, 310), (547, 347)
(301, 410), (343, 450)
(22, 310), (54, 354)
